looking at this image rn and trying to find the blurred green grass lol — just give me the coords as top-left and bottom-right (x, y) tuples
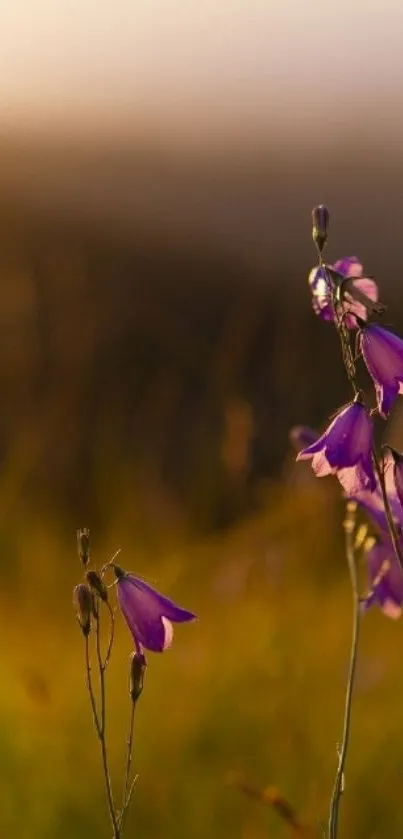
(1, 476), (403, 838)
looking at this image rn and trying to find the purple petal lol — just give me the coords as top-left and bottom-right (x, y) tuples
(308, 267), (334, 320)
(308, 256), (378, 329)
(354, 485), (403, 536)
(125, 576), (196, 623)
(343, 277), (379, 328)
(297, 402), (375, 493)
(361, 325), (403, 417)
(364, 541), (403, 619)
(333, 256), (363, 277)
(117, 574), (195, 653)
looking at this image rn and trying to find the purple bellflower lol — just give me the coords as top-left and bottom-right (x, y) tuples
(359, 323), (403, 418)
(363, 539), (403, 619)
(308, 256), (378, 327)
(297, 401), (376, 495)
(354, 483), (403, 538)
(114, 565), (196, 653)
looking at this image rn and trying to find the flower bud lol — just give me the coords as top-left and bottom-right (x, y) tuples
(86, 570), (108, 602)
(73, 583), (92, 636)
(77, 528), (90, 567)
(129, 652), (147, 703)
(312, 204), (329, 255)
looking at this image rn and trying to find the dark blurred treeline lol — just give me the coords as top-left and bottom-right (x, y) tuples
(0, 139), (401, 535)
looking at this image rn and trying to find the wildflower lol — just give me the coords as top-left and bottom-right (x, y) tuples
(73, 583), (93, 636)
(362, 539), (403, 619)
(114, 565), (196, 653)
(289, 425), (319, 453)
(297, 401), (376, 495)
(359, 323), (403, 417)
(308, 256), (379, 327)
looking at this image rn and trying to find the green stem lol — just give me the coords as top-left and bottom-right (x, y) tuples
(328, 503), (360, 839)
(95, 607), (120, 839)
(119, 700), (136, 832)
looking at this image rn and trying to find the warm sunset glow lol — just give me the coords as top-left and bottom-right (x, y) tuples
(0, 0), (402, 145)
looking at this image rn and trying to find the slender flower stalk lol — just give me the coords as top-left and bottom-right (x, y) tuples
(74, 531), (196, 838)
(302, 208), (403, 839)
(320, 260), (403, 575)
(328, 502), (360, 839)
(93, 601), (121, 838)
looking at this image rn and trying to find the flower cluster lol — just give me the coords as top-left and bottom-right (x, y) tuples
(295, 209), (403, 618)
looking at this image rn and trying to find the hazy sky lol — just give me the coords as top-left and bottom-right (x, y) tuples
(0, 0), (402, 146)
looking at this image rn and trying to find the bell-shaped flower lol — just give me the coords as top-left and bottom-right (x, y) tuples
(359, 323), (403, 417)
(362, 539), (403, 619)
(297, 401), (376, 495)
(308, 256), (379, 327)
(114, 565), (196, 653)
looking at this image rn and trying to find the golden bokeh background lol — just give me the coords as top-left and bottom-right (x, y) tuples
(0, 2), (403, 836)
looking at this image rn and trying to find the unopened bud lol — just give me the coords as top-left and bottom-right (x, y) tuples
(129, 652), (147, 703)
(312, 204), (329, 255)
(77, 528), (90, 567)
(73, 583), (92, 636)
(86, 570), (108, 602)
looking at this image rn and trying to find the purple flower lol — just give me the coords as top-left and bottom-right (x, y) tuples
(363, 539), (403, 619)
(297, 401), (376, 495)
(354, 484), (403, 537)
(308, 256), (378, 327)
(360, 323), (403, 418)
(114, 565), (196, 653)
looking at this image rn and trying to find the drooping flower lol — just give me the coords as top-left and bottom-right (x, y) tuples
(354, 484), (403, 537)
(114, 565), (196, 653)
(362, 539), (403, 619)
(308, 256), (379, 327)
(359, 323), (403, 417)
(297, 401), (376, 495)
(289, 425), (319, 453)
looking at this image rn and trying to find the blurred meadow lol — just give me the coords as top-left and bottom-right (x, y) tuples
(2, 2), (403, 838)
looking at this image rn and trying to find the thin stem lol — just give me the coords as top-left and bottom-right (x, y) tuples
(84, 635), (101, 738)
(328, 503), (360, 839)
(119, 700), (137, 831)
(320, 262), (358, 395)
(104, 601), (115, 670)
(95, 607), (120, 839)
